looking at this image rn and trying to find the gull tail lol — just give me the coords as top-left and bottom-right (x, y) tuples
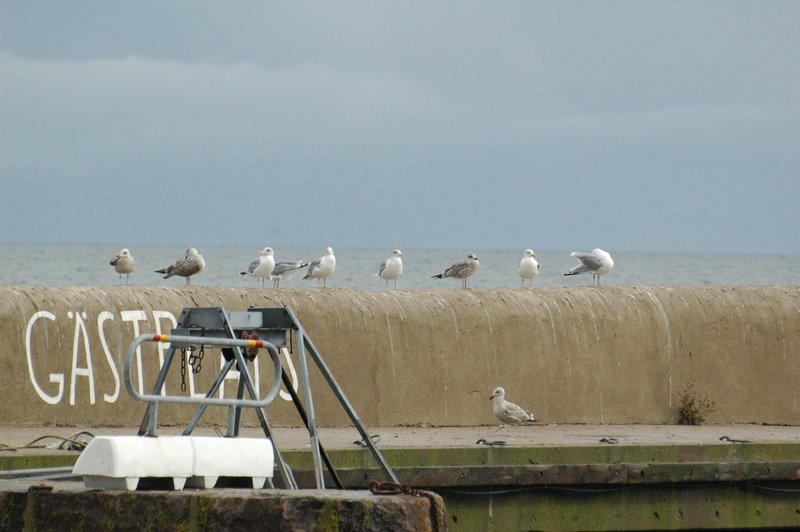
(431, 274), (444, 279)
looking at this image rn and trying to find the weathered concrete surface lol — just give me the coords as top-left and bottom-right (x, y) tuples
(0, 483), (445, 531)
(1, 285), (798, 427)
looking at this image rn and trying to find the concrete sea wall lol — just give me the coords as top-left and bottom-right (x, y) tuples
(0, 285), (797, 427)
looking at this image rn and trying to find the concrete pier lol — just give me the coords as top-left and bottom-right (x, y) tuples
(2, 424), (798, 530)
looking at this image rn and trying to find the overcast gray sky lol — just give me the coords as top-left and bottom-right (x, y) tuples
(1, 2), (798, 254)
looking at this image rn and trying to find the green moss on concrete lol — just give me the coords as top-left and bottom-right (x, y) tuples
(279, 442), (800, 473)
(0, 454), (77, 472)
(314, 499), (344, 530)
(444, 482), (799, 531)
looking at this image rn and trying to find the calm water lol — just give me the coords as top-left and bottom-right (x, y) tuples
(0, 243), (797, 289)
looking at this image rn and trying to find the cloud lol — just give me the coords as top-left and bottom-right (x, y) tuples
(1, 52), (447, 178)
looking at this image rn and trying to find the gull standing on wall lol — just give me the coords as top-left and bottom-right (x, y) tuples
(270, 260), (310, 288)
(377, 249), (404, 288)
(109, 248), (135, 284)
(431, 253), (479, 288)
(303, 247), (336, 287)
(563, 248), (614, 287)
(517, 249), (540, 287)
(155, 247), (205, 286)
(239, 247), (275, 287)
(490, 387), (536, 431)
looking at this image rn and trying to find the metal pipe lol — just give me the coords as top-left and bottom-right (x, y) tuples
(0, 466), (75, 478)
(296, 330), (325, 488)
(124, 334), (283, 409)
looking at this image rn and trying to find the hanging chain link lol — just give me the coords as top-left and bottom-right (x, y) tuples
(179, 323), (207, 393)
(188, 344), (205, 374)
(180, 348), (188, 392)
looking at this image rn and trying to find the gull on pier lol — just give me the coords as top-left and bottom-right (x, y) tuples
(303, 247), (336, 287)
(377, 249), (404, 288)
(563, 248), (614, 287)
(239, 247), (275, 287)
(490, 387), (535, 432)
(155, 247), (205, 286)
(517, 249), (540, 287)
(431, 253), (479, 288)
(109, 248), (135, 284)
(270, 260), (310, 288)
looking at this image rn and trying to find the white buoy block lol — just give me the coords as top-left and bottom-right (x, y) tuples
(73, 435), (275, 491)
(73, 436), (193, 491)
(186, 437), (274, 489)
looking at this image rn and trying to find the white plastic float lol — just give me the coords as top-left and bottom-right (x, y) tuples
(72, 435), (274, 491)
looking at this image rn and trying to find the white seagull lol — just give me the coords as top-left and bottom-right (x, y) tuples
(490, 387), (535, 431)
(377, 249), (404, 288)
(109, 248), (135, 285)
(270, 260), (311, 288)
(303, 247), (336, 287)
(431, 253), (479, 288)
(239, 247), (275, 287)
(563, 248), (614, 286)
(155, 247), (205, 286)
(517, 249), (540, 287)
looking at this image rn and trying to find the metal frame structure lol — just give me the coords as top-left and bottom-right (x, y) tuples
(126, 306), (398, 489)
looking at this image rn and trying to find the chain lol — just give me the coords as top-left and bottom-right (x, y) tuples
(180, 348), (187, 392)
(184, 323), (206, 375)
(186, 344), (204, 374)
(193, 344), (205, 373)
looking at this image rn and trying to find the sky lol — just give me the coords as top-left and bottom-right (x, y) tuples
(1, 2), (798, 255)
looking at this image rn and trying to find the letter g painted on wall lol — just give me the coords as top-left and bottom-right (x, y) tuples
(25, 311), (65, 404)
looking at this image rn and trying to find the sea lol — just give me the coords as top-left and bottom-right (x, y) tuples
(0, 243), (797, 290)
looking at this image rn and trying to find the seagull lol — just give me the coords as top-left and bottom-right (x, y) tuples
(431, 253), (479, 288)
(563, 248), (614, 286)
(155, 247), (205, 286)
(517, 249), (540, 287)
(490, 387), (535, 431)
(270, 260), (311, 288)
(377, 249), (403, 288)
(239, 247), (275, 287)
(109, 248), (135, 284)
(303, 247), (336, 287)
